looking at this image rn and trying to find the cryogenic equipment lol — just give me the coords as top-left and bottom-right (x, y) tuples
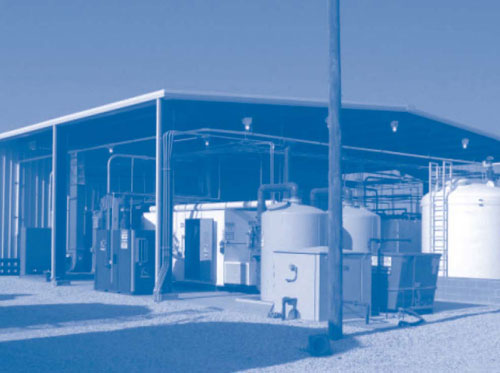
(342, 204), (381, 253)
(260, 201), (327, 301)
(93, 195), (155, 294)
(143, 201), (260, 287)
(272, 247), (371, 321)
(422, 180), (500, 279)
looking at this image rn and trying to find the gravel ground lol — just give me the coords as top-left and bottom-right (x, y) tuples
(1, 276), (499, 372)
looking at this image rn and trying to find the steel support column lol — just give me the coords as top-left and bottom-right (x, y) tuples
(154, 98), (164, 291)
(51, 125), (68, 284)
(163, 131), (174, 293)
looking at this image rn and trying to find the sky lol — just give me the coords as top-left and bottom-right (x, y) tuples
(0, 0), (499, 135)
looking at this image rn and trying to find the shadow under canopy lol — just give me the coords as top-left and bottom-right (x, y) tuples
(0, 321), (360, 372)
(0, 303), (150, 329)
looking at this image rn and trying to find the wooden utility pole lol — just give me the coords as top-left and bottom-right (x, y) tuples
(327, 0), (343, 340)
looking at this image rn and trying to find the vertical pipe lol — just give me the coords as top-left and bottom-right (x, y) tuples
(269, 143), (275, 185)
(0, 154), (5, 258)
(41, 160), (46, 227)
(14, 162), (20, 258)
(154, 98), (163, 289)
(8, 158), (13, 258)
(327, 0), (343, 340)
(284, 146), (290, 183)
(259, 156), (263, 186)
(130, 158), (135, 193)
(66, 195), (70, 271)
(48, 172), (53, 229)
(20, 164), (25, 229)
(35, 169), (39, 227)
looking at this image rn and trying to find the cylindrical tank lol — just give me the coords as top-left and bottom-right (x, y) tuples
(342, 205), (381, 253)
(260, 200), (327, 301)
(422, 180), (500, 279)
(380, 217), (421, 253)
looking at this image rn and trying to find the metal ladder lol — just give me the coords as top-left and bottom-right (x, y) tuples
(428, 161), (452, 277)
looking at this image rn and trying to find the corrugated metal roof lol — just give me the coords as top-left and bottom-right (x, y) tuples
(0, 88), (497, 144)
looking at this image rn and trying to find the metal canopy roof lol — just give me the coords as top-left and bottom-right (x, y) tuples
(1, 89), (498, 163)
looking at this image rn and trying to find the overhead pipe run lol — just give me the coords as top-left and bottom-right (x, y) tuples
(106, 154), (155, 195)
(184, 128), (477, 165)
(153, 128), (282, 301)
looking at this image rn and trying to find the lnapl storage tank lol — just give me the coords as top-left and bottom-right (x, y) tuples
(260, 200), (327, 301)
(422, 180), (500, 279)
(342, 204), (381, 253)
(380, 216), (421, 253)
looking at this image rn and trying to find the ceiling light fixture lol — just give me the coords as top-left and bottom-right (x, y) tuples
(390, 120), (399, 133)
(242, 117), (253, 132)
(462, 138), (469, 150)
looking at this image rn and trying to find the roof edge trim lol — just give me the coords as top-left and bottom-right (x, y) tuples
(406, 107), (500, 143)
(0, 89), (166, 141)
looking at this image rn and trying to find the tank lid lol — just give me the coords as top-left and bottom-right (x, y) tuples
(449, 181), (500, 204)
(274, 246), (328, 255)
(264, 201), (326, 215)
(285, 196), (302, 204)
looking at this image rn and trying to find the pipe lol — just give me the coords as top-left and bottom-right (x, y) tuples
(310, 187), (328, 208)
(363, 187), (379, 211)
(1, 154), (5, 258)
(183, 128), (476, 164)
(19, 154), (52, 164)
(161, 130), (175, 294)
(284, 146), (291, 183)
(8, 159), (13, 258)
(68, 136), (156, 155)
(257, 182), (299, 219)
(106, 154), (155, 194)
(173, 200), (276, 212)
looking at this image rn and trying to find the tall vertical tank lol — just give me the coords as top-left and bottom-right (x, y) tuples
(422, 180), (500, 279)
(260, 200), (327, 301)
(342, 205), (381, 253)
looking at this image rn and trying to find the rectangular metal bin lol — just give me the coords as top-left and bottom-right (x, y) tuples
(372, 252), (441, 312)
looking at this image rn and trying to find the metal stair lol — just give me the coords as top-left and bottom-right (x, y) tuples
(428, 161), (453, 277)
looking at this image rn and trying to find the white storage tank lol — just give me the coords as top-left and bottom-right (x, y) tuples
(422, 180), (500, 279)
(342, 205), (381, 253)
(260, 200), (327, 301)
